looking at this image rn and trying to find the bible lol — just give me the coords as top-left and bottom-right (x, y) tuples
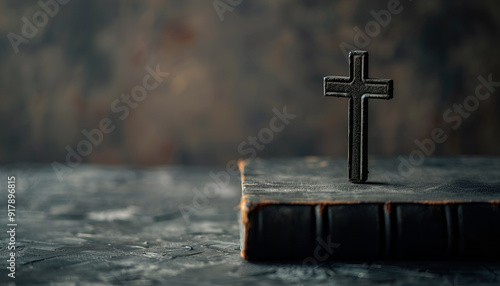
(239, 157), (500, 261)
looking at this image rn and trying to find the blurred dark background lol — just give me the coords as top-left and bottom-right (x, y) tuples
(0, 0), (499, 166)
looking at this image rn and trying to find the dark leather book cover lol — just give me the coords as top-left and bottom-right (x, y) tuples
(238, 157), (500, 261)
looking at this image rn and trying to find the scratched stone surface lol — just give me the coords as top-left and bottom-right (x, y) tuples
(0, 163), (499, 285)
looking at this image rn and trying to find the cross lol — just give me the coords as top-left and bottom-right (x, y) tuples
(324, 51), (393, 183)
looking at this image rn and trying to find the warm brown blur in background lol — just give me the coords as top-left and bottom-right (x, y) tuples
(0, 0), (499, 166)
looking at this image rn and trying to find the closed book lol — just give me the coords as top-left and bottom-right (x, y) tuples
(238, 157), (500, 261)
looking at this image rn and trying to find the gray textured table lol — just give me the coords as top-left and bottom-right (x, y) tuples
(1, 161), (499, 285)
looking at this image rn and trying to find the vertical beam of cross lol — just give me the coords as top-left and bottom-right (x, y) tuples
(324, 51), (393, 183)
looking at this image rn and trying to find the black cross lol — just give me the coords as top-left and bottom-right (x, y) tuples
(324, 51), (393, 183)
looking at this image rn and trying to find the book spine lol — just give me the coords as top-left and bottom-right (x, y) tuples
(242, 202), (500, 260)
(243, 204), (316, 260)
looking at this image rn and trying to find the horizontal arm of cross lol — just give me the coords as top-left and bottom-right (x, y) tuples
(362, 78), (393, 100)
(324, 76), (351, 97)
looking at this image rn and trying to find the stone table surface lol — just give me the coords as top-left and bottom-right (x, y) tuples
(1, 162), (499, 285)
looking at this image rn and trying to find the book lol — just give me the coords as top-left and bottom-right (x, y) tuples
(238, 157), (500, 261)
